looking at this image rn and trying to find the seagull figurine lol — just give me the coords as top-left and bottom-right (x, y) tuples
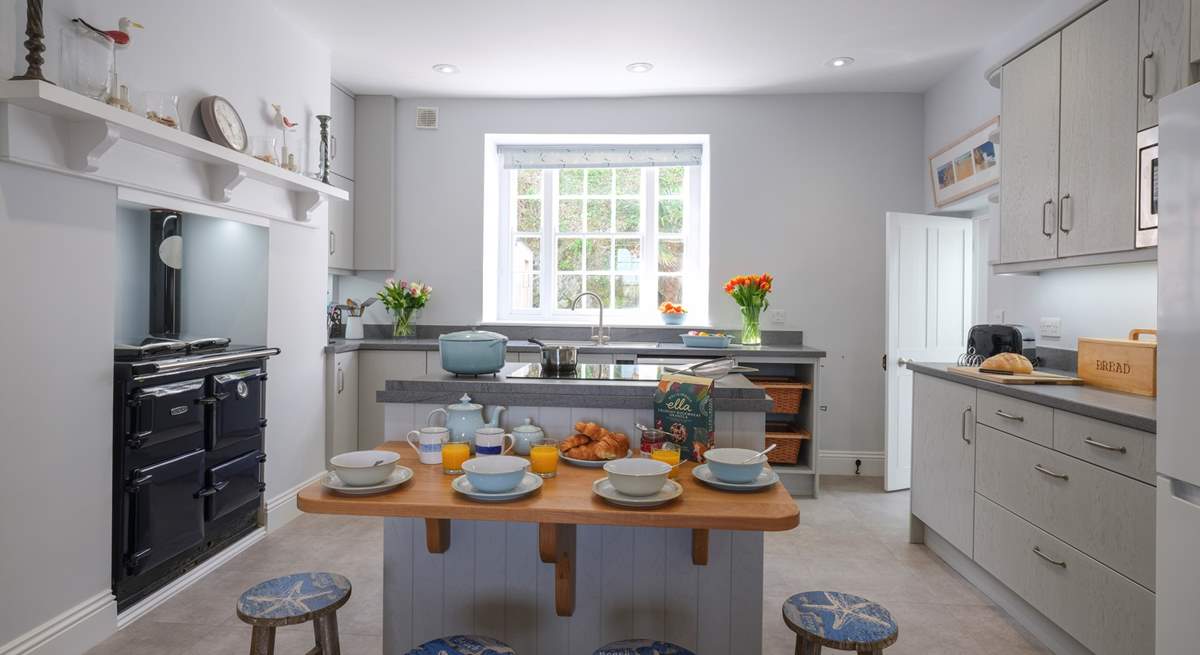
(72, 17), (142, 47)
(272, 104), (299, 130)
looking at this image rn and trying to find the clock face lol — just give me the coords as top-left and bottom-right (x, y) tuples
(213, 98), (247, 151)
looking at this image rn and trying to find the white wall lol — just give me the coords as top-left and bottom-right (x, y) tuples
(341, 93), (926, 455)
(1, 1), (330, 651)
(922, 0), (1158, 348)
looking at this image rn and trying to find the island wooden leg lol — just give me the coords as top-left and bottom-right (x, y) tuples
(425, 518), (450, 554)
(538, 523), (557, 563)
(538, 523), (576, 616)
(692, 528), (709, 565)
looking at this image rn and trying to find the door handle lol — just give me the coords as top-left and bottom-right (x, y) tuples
(1142, 52), (1156, 101)
(995, 409), (1024, 422)
(961, 407), (972, 443)
(1042, 200), (1055, 237)
(1059, 194), (1072, 233)
(329, 134), (337, 160)
(896, 357), (912, 368)
(329, 230), (336, 255)
(1034, 464), (1069, 480)
(1032, 546), (1067, 568)
(336, 363), (345, 393)
(1084, 437), (1126, 454)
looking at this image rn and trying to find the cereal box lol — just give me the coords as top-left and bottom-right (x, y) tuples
(654, 373), (715, 462)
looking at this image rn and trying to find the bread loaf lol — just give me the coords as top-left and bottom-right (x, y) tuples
(981, 352), (1033, 374)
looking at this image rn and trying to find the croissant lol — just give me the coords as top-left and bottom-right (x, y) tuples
(558, 434), (590, 452)
(591, 433), (630, 460)
(565, 443), (599, 460)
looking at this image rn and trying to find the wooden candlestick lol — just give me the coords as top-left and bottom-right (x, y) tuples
(10, 0), (54, 84)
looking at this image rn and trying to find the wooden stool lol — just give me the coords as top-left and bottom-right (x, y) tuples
(782, 591), (898, 655)
(593, 639), (697, 654)
(236, 572), (352, 655)
(404, 635), (515, 654)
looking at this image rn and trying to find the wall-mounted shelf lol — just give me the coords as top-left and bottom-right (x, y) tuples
(0, 80), (347, 222)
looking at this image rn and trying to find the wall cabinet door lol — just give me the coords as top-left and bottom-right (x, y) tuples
(1058, 0), (1139, 257)
(1000, 34), (1061, 264)
(330, 84), (355, 180)
(1140, 0), (1191, 129)
(353, 96), (396, 271)
(327, 174), (354, 270)
(357, 351), (427, 449)
(911, 374), (977, 556)
(327, 351), (359, 458)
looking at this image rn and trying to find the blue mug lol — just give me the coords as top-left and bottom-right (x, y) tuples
(474, 427), (515, 456)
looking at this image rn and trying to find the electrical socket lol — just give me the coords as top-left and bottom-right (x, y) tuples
(991, 309), (1006, 323)
(769, 309), (786, 325)
(1039, 317), (1062, 339)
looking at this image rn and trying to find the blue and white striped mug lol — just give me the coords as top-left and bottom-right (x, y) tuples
(473, 427), (515, 456)
(406, 426), (449, 464)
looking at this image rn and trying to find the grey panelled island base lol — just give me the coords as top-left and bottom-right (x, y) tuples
(299, 369), (797, 654)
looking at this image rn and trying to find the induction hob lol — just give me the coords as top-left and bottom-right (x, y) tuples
(508, 363), (666, 381)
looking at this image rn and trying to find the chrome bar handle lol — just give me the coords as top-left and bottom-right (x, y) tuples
(1034, 464), (1069, 481)
(1142, 52), (1156, 101)
(1084, 437), (1127, 454)
(1041, 200), (1055, 237)
(961, 407), (972, 443)
(1033, 546), (1067, 568)
(1059, 194), (1072, 233)
(149, 348), (281, 374)
(995, 409), (1025, 422)
(329, 230), (336, 255)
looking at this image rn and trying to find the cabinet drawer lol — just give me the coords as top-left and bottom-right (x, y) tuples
(1053, 410), (1155, 484)
(976, 425), (1155, 589)
(973, 495), (1154, 655)
(976, 390), (1053, 446)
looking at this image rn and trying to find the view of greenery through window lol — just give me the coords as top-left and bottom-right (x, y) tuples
(506, 165), (695, 318)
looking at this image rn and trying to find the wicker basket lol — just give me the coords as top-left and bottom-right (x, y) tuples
(753, 380), (812, 414)
(764, 422), (812, 465)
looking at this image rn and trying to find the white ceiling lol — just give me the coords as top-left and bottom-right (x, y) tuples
(284, 0), (1043, 98)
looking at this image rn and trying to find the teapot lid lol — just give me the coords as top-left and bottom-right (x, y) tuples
(448, 393), (482, 410)
(512, 417), (542, 433)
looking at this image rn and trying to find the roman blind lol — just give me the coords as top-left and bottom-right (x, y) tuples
(499, 144), (703, 169)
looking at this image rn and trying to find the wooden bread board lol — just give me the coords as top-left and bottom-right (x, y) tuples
(948, 367), (1083, 385)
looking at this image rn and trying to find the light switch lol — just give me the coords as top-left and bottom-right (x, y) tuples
(1039, 317), (1062, 339)
(769, 310), (786, 325)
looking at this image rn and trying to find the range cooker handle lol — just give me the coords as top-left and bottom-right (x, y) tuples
(124, 472), (153, 574)
(126, 430), (153, 449)
(195, 480), (230, 498)
(196, 391), (231, 405)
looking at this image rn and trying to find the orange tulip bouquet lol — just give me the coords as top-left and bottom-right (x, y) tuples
(724, 273), (773, 345)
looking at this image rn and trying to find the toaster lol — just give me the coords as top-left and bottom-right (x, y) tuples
(963, 324), (1037, 366)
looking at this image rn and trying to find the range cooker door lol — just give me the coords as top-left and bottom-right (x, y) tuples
(203, 450), (266, 521)
(123, 448), (205, 576)
(205, 368), (266, 453)
(125, 379), (206, 465)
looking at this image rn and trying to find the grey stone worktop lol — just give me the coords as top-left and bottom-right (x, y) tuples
(909, 362), (1156, 433)
(377, 363), (775, 412)
(328, 337), (826, 359)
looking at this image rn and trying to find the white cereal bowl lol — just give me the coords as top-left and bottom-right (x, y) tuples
(461, 455), (530, 493)
(329, 450), (400, 487)
(702, 448), (766, 484)
(603, 458), (672, 497)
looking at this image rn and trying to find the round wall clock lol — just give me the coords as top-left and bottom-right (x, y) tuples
(199, 95), (248, 152)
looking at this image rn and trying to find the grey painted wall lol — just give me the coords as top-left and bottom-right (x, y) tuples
(340, 93), (927, 455)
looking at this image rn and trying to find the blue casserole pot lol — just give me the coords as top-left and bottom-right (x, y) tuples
(439, 329), (508, 375)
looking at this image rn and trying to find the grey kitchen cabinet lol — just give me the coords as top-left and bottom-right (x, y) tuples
(327, 173), (354, 270)
(910, 374), (977, 556)
(353, 96), (396, 271)
(1000, 34), (1061, 264)
(1058, 0), (1139, 258)
(325, 350), (359, 459)
(358, 350), (427, 449)
(330, 83), (355, 180)
(1140, 0), (1191, 129)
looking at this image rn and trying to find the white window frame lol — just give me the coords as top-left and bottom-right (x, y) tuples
(494, 156), (706, 325)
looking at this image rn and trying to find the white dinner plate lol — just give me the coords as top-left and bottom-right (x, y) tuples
(691, 464), (779, 492)
(322, 467), (413, 496)
(592, 477), (683, 508)
(561, 449), (634, 468)
(452, 472), (543, 502)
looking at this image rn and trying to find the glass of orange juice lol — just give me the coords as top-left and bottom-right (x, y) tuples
(442, 441), (471, 475)
(651, 442), (682, 479)
(529, 438), (560, 478)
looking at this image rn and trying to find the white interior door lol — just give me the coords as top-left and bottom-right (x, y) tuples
(884, 212), (974, 491)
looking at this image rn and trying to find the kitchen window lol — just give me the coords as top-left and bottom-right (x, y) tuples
(493, 141), (707, 323)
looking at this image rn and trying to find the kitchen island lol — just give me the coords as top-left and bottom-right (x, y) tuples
(298, 367), (797, 654)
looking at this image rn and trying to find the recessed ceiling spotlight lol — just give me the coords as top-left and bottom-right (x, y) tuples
(626, 62), (654, 73)
(432, 63), (460, 74)
(826, 57), (855, 68)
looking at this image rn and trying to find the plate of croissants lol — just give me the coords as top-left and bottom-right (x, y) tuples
(558, 421), (634, 467)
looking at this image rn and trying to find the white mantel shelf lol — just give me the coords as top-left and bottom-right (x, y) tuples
(0, 79), (347, 223)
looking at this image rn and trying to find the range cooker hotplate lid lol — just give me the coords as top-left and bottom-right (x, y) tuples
(114, 335), (232, 361)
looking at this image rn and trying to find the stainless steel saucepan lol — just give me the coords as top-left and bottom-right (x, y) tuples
(529, 338), (578, 371)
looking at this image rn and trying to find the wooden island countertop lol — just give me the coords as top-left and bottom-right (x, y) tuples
(297, 442), (799, 532)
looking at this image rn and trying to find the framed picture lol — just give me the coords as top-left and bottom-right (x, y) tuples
(929, 116), (1000, 208)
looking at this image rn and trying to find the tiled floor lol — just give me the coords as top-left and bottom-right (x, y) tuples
(86, 476), (1047, 654)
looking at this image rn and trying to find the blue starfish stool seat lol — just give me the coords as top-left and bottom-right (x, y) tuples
(404, 635), (515, 654)
(236, 572), (352, 655)
(593, 639), (697, 655)
(782, 591), (898, 655)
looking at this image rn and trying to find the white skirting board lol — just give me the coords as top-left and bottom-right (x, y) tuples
(383, 518), (764, 655)
(817, 450), (884, 476)
(265, 470), (327, 532)
(0, 591), (115, 655)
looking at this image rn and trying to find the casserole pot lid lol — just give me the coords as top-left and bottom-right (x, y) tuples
(439, 329), (508, 342)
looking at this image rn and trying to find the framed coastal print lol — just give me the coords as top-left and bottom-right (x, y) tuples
(929, 116), (999, 208)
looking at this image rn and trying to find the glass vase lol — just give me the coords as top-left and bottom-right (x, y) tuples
(740, 305), (763, 345)
(392, 308), (416, 338)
